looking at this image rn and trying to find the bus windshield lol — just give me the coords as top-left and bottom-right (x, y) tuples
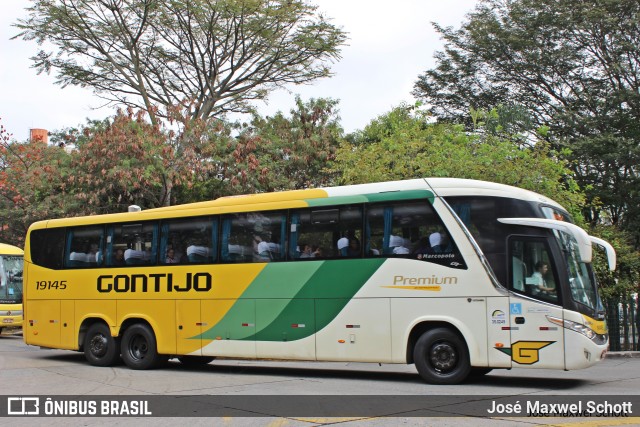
(541, 205), (573, 223)
(0, 255), (24, 304)
(555, 230), (597, 310)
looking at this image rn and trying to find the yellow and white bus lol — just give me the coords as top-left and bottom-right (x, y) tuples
(0, 243), (24, 334)
(23, 178), (616, 384)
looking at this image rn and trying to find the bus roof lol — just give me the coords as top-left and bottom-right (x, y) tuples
(28, 178), (565, 229)
(320, 178), (564, 209)
(425, 178), (565, 209)
(0, 243), (24, 255)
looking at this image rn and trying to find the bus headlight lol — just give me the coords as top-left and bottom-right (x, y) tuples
(547, 316), (598, 341)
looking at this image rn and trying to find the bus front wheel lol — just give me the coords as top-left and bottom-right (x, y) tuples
(84, 323), (120, 367)
(121, 324), (166, 370)
(413, 327), (470, 384)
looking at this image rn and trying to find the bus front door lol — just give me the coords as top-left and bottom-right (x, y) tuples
(506, 295), (565, 369)
(507, 237), (565, 369)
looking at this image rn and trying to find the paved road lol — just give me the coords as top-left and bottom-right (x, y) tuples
(1, 330), (639, 427)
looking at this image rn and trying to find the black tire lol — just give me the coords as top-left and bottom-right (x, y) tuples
(178, 356), (215, 367)
(413, 327), (470, 384)
(121, 323), (165, 370)
(84, 323), (120, 367)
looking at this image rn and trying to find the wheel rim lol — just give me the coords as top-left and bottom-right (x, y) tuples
(89, 334), (108, 357)
(429, 341), (458, 373)
(128, 334), (149, 361)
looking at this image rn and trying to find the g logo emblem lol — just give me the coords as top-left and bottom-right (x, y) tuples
(496, 341), (554, 365)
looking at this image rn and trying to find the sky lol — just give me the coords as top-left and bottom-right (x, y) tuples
(1, 0), (478, 142)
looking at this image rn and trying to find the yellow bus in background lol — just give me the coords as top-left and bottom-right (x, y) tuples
(0, 243), (24, 334)
(22, 178), (616, 384)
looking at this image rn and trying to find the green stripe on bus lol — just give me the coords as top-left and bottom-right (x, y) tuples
(253, 258), (385, 341)
(365, 189), (434, 204)
(198, 258), (386, 342)
(304, 190), (434, 207)
(306, 195), (368, 207)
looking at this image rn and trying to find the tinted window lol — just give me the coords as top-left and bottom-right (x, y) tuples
(221, 211), (286, 263)
(367, 200), (466, 269)
(446, 196), (541, 282)
(160, 217), (217, 265)
(509, 237), (559, 304)
(65, 226), (105, 268)
(290, 205), (362, 259)
(107, 222), (158, 266)
(30, 228), (65, 270)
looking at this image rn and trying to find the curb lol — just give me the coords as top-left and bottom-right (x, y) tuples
(606, 351), (640, 358)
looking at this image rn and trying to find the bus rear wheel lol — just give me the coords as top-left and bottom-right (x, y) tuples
(414, 327), (470, 384)
(84, 323), (120, 367)
(121, 324), (166, 370)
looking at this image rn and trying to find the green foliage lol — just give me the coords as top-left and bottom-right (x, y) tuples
(0, 118), (74, 245)
(66, 108), (219, 213)
(334, 104), (584, 217)
(590, 225), (640, 299)
(413, 0), (640, 245)
(206, 96), (343, 195)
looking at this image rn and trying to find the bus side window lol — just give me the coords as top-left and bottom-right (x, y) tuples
(160, 217), (217, 265)
(290, 206), (362, 260)
(65, 226), (104, 268)
(366, 200), (467, 269)
(108, 223), (158, 266)
(221, 211), (286, 263)
(31, 228), (65, 270)
(508, 237), (559, 303)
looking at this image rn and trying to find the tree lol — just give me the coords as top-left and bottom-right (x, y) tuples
(190, 96), (342, 197)
(333, 104), (585, 216)
(65, 108), (219, 214)
(0, 118), (73, 245)
(14, 0), (347, 126)
(413, 0), (640, 242)
(238, 96), (342, 190)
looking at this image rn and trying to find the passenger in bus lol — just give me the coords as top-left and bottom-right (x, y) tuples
(69, 242), (96, 266)
(528, 261), (556, 296)
(429, 231), (452, 253)
(337, 235), (349, 256)
(69, 248), (90, 265)
(313, 246), (324, 258)
(113, 248), (125, 266)
(413, 237), (431, 255)
(393, 236), (412, 255)
(347, 237), (361, 257)
(299, 243), (322, 259)
(252, 235), (271, 262)
(186, 244), (211, 263)
(88, 243), (100, 265)
(124, 240), (150, 265)
(429, 232), (444, 252)
(165, 248), (179, 264)
(299, 243), (315, 258)
(268, 239), (281, 255)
